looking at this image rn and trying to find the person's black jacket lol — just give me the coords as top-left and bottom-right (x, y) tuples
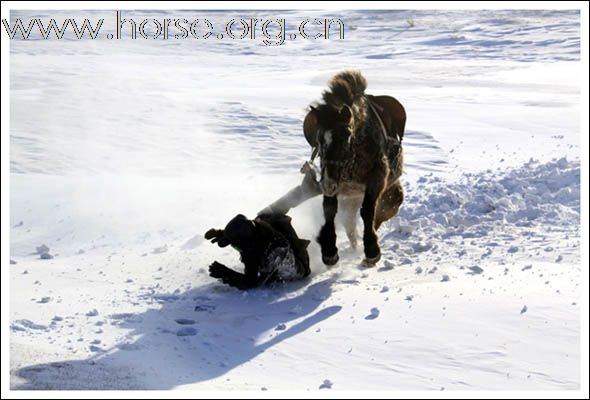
(205, 214), (310, 289)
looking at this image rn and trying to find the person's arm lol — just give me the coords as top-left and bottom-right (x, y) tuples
(208, 261), (257, 290)
(204, 228), (230, 247)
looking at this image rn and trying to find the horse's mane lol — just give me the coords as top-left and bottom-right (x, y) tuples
(322, 70), (367, 107)
(320, 70), (368, 130)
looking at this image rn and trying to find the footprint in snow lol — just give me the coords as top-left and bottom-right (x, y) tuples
(365, 307), (380, 320)
(175, 318), (195, 325)
(275, 323), (287, 331)
(467, 266), (484, 275)
(176, 327), (197, 336)
(194, 304), (216, 312)
(319, 379), (333, 389)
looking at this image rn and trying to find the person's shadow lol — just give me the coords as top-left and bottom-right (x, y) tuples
(13, 277), (341, 389)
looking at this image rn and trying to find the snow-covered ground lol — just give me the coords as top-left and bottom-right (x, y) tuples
(8, 9), (582, 390)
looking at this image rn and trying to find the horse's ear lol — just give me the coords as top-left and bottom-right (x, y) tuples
(339, 105), (353, 125)
(303, 107), (319, 148)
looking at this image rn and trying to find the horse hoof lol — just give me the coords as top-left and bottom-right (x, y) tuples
(322, 253), (339, 266)
(362, 253), (381, 267)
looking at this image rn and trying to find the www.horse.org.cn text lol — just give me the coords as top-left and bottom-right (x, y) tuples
(2, 11), (346, 46)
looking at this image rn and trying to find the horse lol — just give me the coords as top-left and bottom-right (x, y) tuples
(260, 70), (405, 266)
(304, 70), (405, 265)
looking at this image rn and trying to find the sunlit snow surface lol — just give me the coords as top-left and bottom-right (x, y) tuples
(9, 9), (580, 390)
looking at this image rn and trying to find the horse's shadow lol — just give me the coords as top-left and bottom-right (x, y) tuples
(13, 277), (341, 390)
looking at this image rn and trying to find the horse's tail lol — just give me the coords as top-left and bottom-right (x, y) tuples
(322, 70), (367, 108)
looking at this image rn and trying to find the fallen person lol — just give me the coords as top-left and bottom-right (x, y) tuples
(205, 213), (311, 289)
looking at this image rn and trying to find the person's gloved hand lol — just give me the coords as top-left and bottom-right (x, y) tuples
(209, 261), (228, 278)
(204, 229), (230, 247)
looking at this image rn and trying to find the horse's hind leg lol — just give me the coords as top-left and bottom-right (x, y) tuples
(375, 181), (404, 230)
(338, 196), (362, 249)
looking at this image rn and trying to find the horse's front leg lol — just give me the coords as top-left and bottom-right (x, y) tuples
(361, 179), (386, 264)
(317, 195), (339, 265)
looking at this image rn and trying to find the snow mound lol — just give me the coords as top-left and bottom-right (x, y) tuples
(386, 157), (579, 241)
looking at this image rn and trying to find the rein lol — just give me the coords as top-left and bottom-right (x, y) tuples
(366, 95), (400, 146)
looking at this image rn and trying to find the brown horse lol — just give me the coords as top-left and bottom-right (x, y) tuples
(260, 70), (405, 266)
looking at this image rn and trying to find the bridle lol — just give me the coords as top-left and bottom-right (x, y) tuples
(301, 130), (347, 179)
(318, 125), (352, 172)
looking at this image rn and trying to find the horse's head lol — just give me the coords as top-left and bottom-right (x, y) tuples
(304, 104), (355, 197)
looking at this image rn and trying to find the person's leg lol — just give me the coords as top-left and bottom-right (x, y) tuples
(258, 166), (322, 215)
